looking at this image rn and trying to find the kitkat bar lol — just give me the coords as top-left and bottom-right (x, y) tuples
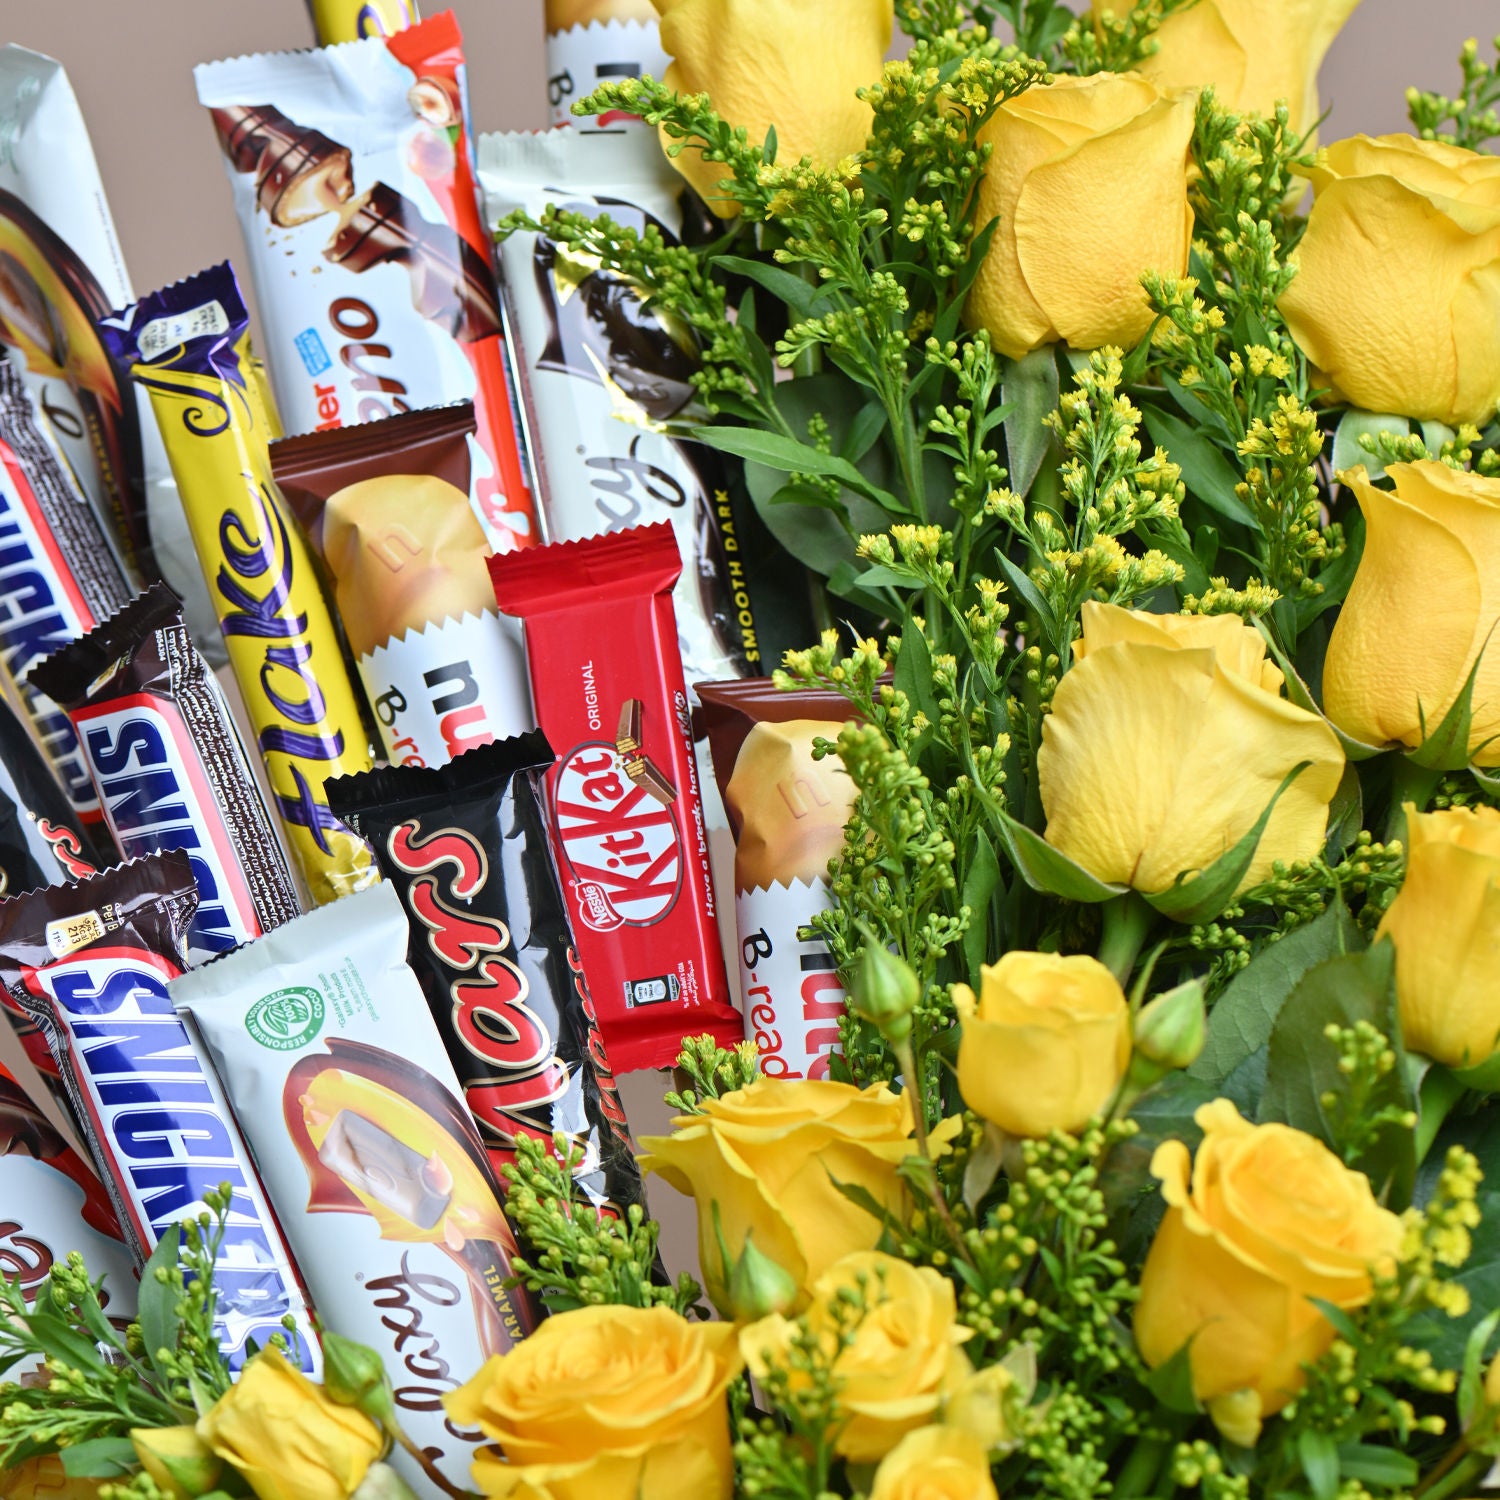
(491, 522), (738, 1072)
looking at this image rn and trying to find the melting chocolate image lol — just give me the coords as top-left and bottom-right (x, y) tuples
(0, 252), (66, 366)
(0, 1069), (65, 1162)
(208, 103), (355, 228)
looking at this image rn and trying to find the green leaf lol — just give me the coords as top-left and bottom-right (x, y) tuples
(1142, 405), (1260, 532)
(692, 425), (905, 515)
(843, 402), (889, 465)
(1331, 408), (1410, 481)
(1190, 899), (1364, 1089)
(989, 548), (1058, 640)
(1146, 762), (1311, 925)
(1460, 1308), (1500, 1425)
(991, 805), (1126, 904)
(1324, 763), (1364, 860)
(1335, 1446), (1420, 1488)
(960, 830), (1002, 985)
(1298, 1429), (1339, 1500)
(1002, 347), (1060, 499)
(711, 255), (819, 318)
(62, 1437), (140, 1478)
(138, 1224), (182, 1381)
(1410, 627), (1498, 770)
(894, 618), (940, 739)
(1142, 1339), (1202, 1415)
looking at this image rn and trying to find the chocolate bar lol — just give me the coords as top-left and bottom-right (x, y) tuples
(307, 0), (419, 44)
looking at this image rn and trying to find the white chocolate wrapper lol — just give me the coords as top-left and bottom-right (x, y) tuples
(545, 19), (671, 128)
(737, 878), (845, 1081)
(361, 609), (533, 768)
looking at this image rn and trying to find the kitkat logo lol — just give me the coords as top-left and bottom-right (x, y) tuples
(553, 743), (681, 929)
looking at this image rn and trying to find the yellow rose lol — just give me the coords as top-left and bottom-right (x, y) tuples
(1135, 1100), (1403, 1442)
(197, 1349), (384, 1500)
(966, 73), (1195, 359)
(1279, 135), (1500, 426)
(651, 0), (893, 215)
(1109, 0), (1361, 139)
(870, 1425), (999, 1500)
(741, 1251), (971, 1462)
(1038, 603), (1344, 900)
(445, 1304), (740, 1500)
(952, 952), (1131, 1137)
(1377, 805), (1500, 1068)
(1322, 462), (1500, 763)
(641, 1076), (954, 1308)
(0, 1456), (105, 1500)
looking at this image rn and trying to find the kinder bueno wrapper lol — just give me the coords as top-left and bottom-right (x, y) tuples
(492, 523), (738, 1072)
(698, 679), (857, 1081)
(543, 0), (669, 129)
(0, 851), (320, 1376)
(195, 13), (539, 555)
(308, 0), (419, 44)
(99, 264), (377, 906)
(326, 732), (645, 1214)
(173, 881), (540, 1497)
(0, 358), (136, 825)
(271, 403), (531, 767)
(478, 128), (757, 690)
(30, 584), (303, 963)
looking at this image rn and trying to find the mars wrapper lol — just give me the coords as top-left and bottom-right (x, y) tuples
(543, 0), (669, 129)
(0, 851), (319, 1375)
(479, 128), (757, 689)
(698, 679), (856, 1081)
(196, 12), (538, 556)
(307, 0), (418, 44)
(492, 522), (739, 1072)
(30, 583), (303, 963)
(99, 263), (376, 906)
(173, 881), (539, 1497)
(271, 403), (530, 768)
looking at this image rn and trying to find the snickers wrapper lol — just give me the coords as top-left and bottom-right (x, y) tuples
(271, 403), (531, 768)
(0, 851), (320, 1375)
(543, 0), (669, 130)
(479, 127), (757, 692)
(0, 357), (135, 825)
(0, 1046), (137, 1379)
(492, 522), (738, 1072)
(698, 679), (857, 1081)
(327, 732), (646, 1214)
(98, 263), (377, 906)
(195, 13), (538, 555)
(173, 881), (540, 1496)
(30, 584), (303, 963)
(307, 0), (419, 45)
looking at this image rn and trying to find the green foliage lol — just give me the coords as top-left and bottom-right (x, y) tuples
(1408, 35), (1500, 152)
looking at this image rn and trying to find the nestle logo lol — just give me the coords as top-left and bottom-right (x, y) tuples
(573, 880), (624, 932)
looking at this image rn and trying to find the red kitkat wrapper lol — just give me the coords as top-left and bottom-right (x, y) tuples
(490, 523), (738, 1072)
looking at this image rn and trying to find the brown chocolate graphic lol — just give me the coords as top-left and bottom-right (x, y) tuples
(209, 104), (355, 228)
(615, 697), (676, 806)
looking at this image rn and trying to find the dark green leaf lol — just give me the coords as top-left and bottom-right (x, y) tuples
(894, 618), (941, 737)
(1142, 1339), (1202, 1415)
(1410, 1184), (1500, 1365)
(1460, 1308), (1500, 1425)
(692, 425), (905, 515)
(843, 403), (889, 465)
(138, 1224), (182, 1381)
(960, 831), (1003, 986)
(61, 1437), (139, 1478)
(1324, 764), (1364, 861)
(1298, 1429), (1339, 1500)
(1142, 405), (1260, 532)
(991, 806), (1126, 904)
(990, 549), (1057, 639)
(1002, 347), (1060, 499)
(1410, 627), (1498, 771)
(712, 255), (820, 318)
(1335, 1446), (1419, 1488)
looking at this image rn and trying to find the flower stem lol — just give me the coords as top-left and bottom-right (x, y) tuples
(1417, 1446), (1488, 1500)
(1098, 892), (1156, 990)
(1416, 1065), (1467, 1164)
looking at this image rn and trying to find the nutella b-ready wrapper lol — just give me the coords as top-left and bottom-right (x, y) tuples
(173, 880), (540, 1497)
(544, 0), (669, 129)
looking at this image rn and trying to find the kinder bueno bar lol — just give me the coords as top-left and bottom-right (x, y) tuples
(173, 881), (540, 1496)
(308, 0), (419, 45)
(30, 584), (303, 963)
(271, 403), (531, 768)
(479, 128), (755, 690)
(98, 264), (377, 906)
(195, 13), (539, 554)
(543, 0), (669, 129)
(326, 732), (645, 1214)
(491, 523), (738, 1072)
(0, 851), (319, 1376)
(0, 359), (135, 825)
(697, 679), (857, 1082)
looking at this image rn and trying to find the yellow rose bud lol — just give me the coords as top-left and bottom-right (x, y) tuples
(953, 952), (1131, 1138)
(1130, 979), (1207, 1081)
(641, 1076), (953, 1308)
(131, 1424), (222, 1499)
(741, 1251), (971, 1463)
(197, 1349), (385, 1500)
(1279, 135), (1500, 426)
(0, 1456), (106, 1500)
(1323, 462), (1500, 763)
(966, 73), (1195, 359)
(1377, 804), (1500, 1068)
(1110, 0), (1361, 140)
(943, 1350), (1033, 1454)
(445, 1303), (741, 1500)
(651, 0), (894, 216)
(726, 1232), (800, 1322)
(1135, 1100), (1403, 1440)
(1039, 602), (1344, 900)
(870, 1424), (999, 1500)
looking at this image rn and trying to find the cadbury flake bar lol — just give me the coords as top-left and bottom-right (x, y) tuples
(326, 732), (645, 1212)
(195, 14), (538, 556)
(479, 128), (754, 691)
(308, 0), (419, 45)
(492, 523), (738, 1072)
(98, 264), (376, 906)
(173, 881), (540, 1496)
(698, 679), (857, 1081)
(272, 403), (531, 768)
(0, 851), (320, 1376)
(30, 584), (303, 963)
(544, 0), (670, 129)
(0, 357), (135, 825)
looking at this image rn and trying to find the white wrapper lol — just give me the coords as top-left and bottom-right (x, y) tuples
(173, 882), (536, 1497)
(545, 19), (671, 128)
